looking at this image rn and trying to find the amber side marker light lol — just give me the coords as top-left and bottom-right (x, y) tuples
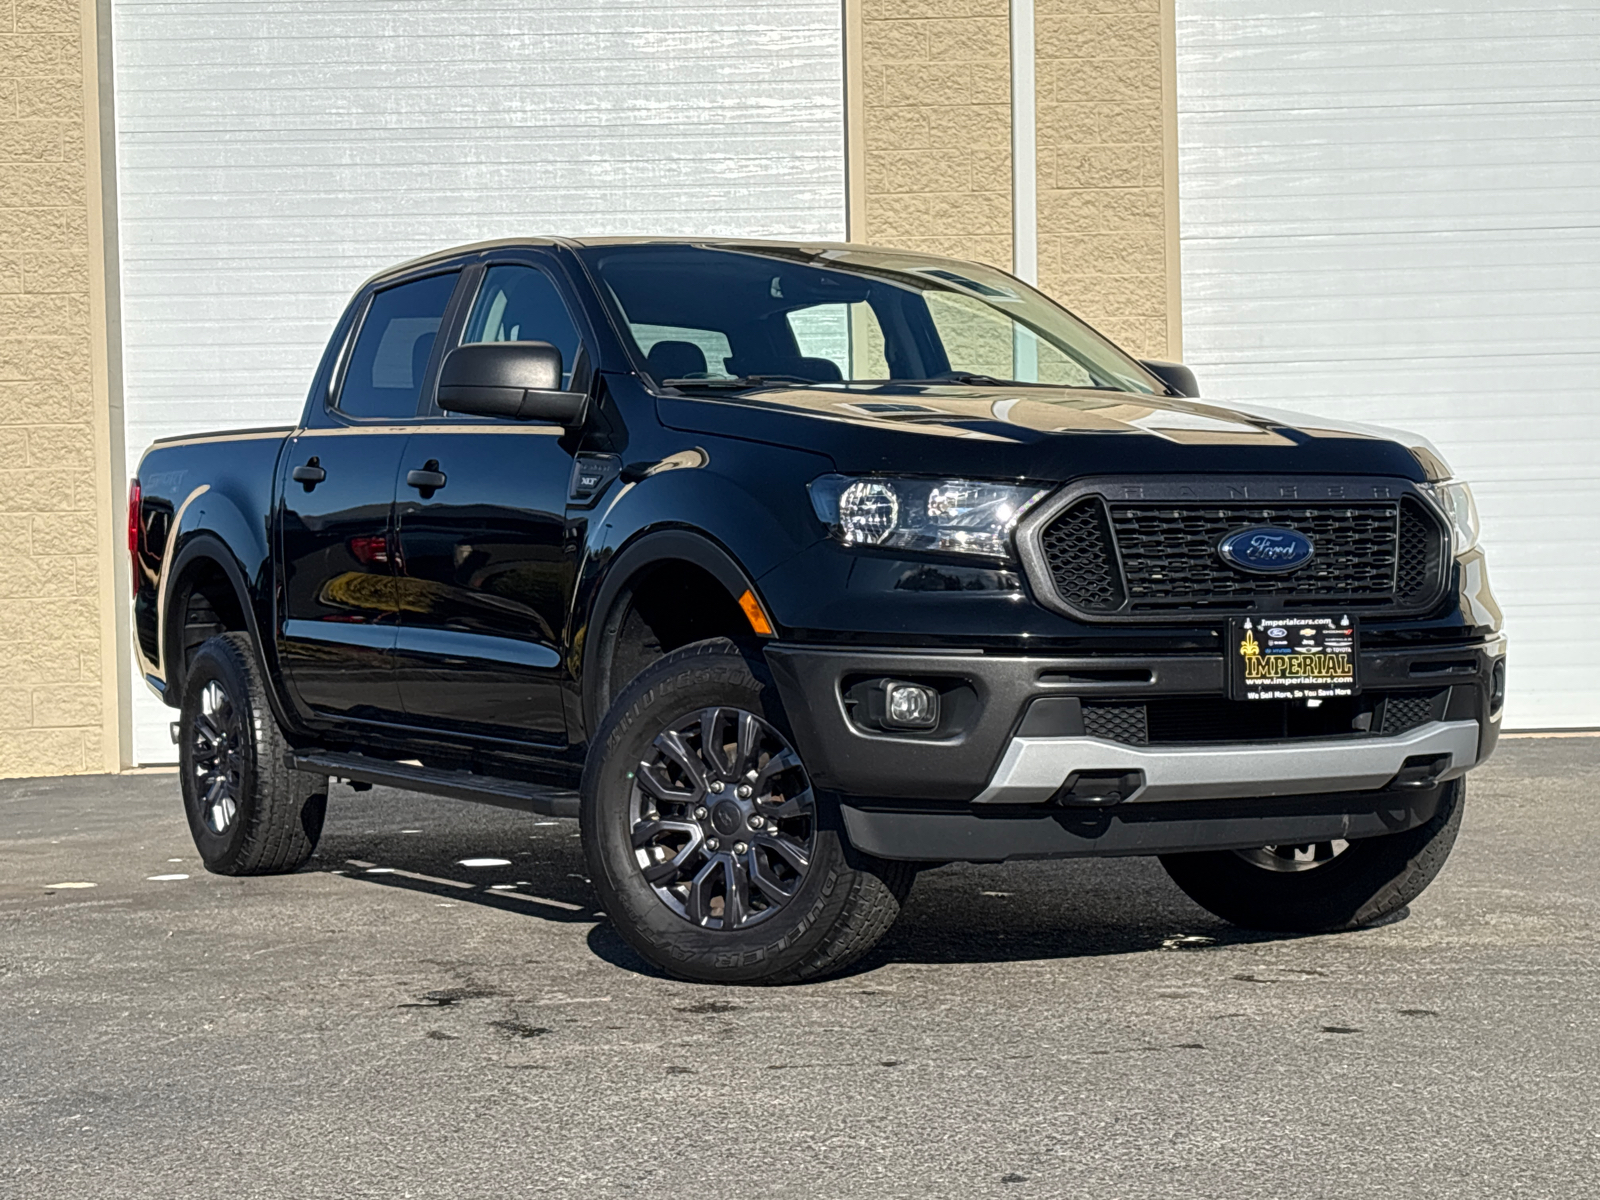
(737, 589), (774, 637)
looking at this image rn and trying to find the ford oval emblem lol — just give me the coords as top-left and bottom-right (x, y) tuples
(1218, 526), (1315, 574)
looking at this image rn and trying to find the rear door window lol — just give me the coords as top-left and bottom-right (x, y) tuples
(336, 272), (460, 419)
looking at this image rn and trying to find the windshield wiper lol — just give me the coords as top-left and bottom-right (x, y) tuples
(661, 374), (818, 390)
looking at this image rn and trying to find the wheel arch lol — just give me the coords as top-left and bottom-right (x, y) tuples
(579, 528), (772, 739)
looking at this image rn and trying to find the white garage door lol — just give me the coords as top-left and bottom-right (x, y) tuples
(1176, 0), (1600, 729)
(113, 0), (845, 762)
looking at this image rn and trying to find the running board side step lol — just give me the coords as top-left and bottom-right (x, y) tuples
(290, 750), (579, 818)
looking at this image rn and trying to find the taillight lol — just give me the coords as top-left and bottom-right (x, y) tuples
(128, 478), (141, 595)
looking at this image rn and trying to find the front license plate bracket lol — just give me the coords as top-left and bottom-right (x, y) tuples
(1230, 615), (1359, 701)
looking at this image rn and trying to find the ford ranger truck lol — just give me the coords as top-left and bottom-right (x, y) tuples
(130, 238), (1505, 984)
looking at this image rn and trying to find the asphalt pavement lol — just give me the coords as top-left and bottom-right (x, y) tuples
(2, 735), (1597, 1199)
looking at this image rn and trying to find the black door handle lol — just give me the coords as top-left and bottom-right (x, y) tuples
(406, 462), (447, 492)
(292, 458), (325, 489)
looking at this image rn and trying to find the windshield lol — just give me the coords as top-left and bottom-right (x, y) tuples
(576, 243), (1161, 396)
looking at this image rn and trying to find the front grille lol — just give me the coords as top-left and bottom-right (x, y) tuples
(1032, 488), (1446, 619)
(1083, 703), (1147, 744)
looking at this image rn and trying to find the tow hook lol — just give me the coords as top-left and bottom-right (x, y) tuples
(1390, 754), (1452, 789)
(1054, 770), (1146, 806)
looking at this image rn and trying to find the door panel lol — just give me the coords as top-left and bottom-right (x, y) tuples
(392, 425), (574, 742)
(276, 430), (408, 722)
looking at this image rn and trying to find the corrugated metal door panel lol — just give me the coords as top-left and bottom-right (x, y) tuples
(114, 0), (845, 761)
(1177, 0), (1600, 729)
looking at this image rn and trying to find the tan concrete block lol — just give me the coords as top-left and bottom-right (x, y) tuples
(965, 66), (1010, 107)
(864, 192), (931, 241)
(14, 74), (79, 121)
(1037, 15), (1160, 62)
(863, 18), (927, 61)
(0, 465), (77, 512)
(1036, 101), (1099, 145)
(928, 188), (1011, 235)
(31, 509), (98, 557)
(0, 118), (61, 161)
(0, 512), (28, 557)
(1098, 186), (1164, 230)
(924, 16), (1008, 61)
(81, 727), (107, 772)
(0, 380), (91, 423)
(1135, 143), (1164, 187)
(0, 335), (90, 383)
(31, 682), (100, 727)
(0, 426), (24, 461)
(900, 234), (1012, 269)
(0, 79), (16, 120)
(0, 686), (31, 730)
(0, 35), (70, 72)
(0, 206), (74, 250)
(1097, 100), (1162, 143)
(1053, 144), (1142, 189)
(0, 727), (87, 776)
(862, 64), (888, 107)
(13, 0), (78, 33)
(1039, 0), (1158, 15)
(926, 102), (1009, 150)
(882, 70), (972, 108)
(1038, 187), (1097, 233)
(1053, 58), (1160, 105)
(0, 589), (94, 641)
(61, 104), (83, 164)
(866, 0), (1007, 19)
(0, 292), (73, 335)
(0, 636), (79, 682)
(0, 254), (20, 292)
(26, 423), (93, 470)
(870, 149), (972, 194)
(0, 160), (82, 208)
(1055, 230), (1165, 275)
(967, 147), (1010, 189)
(863, 104), (930, 151)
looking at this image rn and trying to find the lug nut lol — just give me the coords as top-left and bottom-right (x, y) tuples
(736, 785), (753, 799)
(706, 837), (720, 851)
(709, 781), (724, 794)
(694, 806), (708, 819)
(745, 769), (759, 781)
(734, 842), (748, 854)
(749, 814), (765, 829)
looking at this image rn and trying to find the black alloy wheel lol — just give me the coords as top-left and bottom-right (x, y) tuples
(630, 706), (816, 930)
(190, 678), (245, 835)
(581, 637), (914, 985)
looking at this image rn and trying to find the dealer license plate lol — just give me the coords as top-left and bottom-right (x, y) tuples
(1230, 616), (1359, 701)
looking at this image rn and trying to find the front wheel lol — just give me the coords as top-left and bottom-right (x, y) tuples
(581, 638), (913, 984)
(1159, 779), (1465, 932)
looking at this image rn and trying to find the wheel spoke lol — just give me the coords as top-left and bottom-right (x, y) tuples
(653, 729), (708, 792)
(748, 846), (798, 904)
(732, 711), (762, 778)
(631, 818), (699, 849)
(757, 831), (810, 873)
(698, 708), (730, 778)
(723, 854), (750, 928)
(753, 747), (801, 793)
(761, 784), (814, 821)
(684, 857), (721, 925)
(636, 761), (694, 805)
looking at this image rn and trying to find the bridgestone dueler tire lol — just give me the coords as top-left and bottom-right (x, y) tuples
(1159, 779), (1466, 933)
(581, 638), (913, 985)
(178, 633), (328, 876)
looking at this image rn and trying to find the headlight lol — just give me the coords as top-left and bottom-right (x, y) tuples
(1431, 481), (1480, 555)
(808, 475), (1048, 560)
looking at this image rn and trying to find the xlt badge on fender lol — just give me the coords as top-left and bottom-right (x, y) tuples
(1218, 525), (1315, 574)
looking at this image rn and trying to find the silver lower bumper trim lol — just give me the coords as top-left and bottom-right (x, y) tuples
(973, 719), (1481, 805)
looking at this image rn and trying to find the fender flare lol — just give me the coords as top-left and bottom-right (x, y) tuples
(579, 527), (765, 737)
(160, 534), (297, 735)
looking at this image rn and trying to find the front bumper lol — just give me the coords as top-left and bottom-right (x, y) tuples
(764, 636), (1503, 862)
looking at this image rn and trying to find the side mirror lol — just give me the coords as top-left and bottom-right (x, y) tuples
(1139, 359), (1199, 398)
(437, 341), (587, 425)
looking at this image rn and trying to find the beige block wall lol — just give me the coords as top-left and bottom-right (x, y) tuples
(0, 0), (123, 777)
(855, 0), (1015, 270)
(852, 0), (1178, 359)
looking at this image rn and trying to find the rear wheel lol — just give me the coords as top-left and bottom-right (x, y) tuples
(1159, 780), (1465, 932)
(581, 638), (912, 984)
(178, 633), (328, 875)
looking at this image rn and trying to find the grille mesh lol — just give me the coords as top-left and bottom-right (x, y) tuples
(1380, 691), (1443, 735)
(1083, 703), (1148, 745)
(1038, 499), (1124, 612)
(1035, 492), (1445, 617)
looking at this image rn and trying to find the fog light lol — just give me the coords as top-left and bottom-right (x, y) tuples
(881, 680), (939, 730)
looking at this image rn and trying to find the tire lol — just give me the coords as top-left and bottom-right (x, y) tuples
(1159, 779), (1465, 933)
(581, 637), (913, 985)
(178, 632), (328, 875)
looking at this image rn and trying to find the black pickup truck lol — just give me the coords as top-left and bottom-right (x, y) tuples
(131, 238), (1505, 983)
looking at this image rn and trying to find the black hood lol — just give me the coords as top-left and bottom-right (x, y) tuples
(657, 383), (1439, 482)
